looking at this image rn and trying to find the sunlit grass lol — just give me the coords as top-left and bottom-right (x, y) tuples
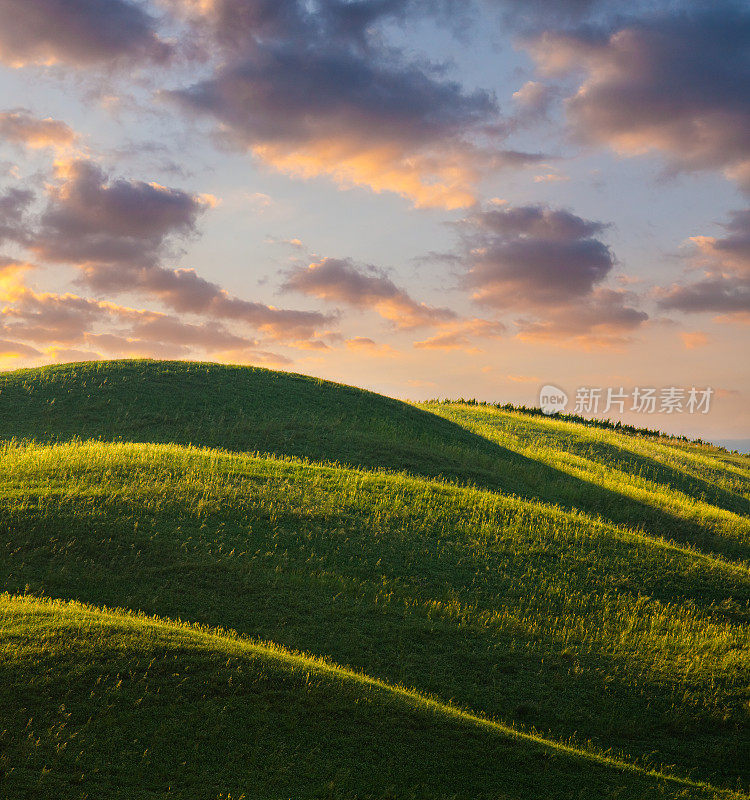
(0, 360), (748, 798)
(4, 593), (745, 800)
(422, 402), (750, 562)
(1, 439), (748, 790)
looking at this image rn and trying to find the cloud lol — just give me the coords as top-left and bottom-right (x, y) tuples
(81, 263), (332, 340)
(515, 287), (649, 349)
(526, 3), (750, 190)
(284, 253), (509, 351)
(533, 171), (569, 183)
(0, 188), (34, 246)
(35, 159), (210, 268)
(511, 81), (558, 128)
(658, 276), (750, 316)
(168, 0), (543, 208)
(345, 336), (397, 355)
(283, 256), (455, 328)
(480, 0), (608, 27)
(413, 317), (505, 350)
(0, 281), (292, 364)
(681, 331), (709, 349)
(459, 205), (614, 307)
(43, 346), (99, 363)
(0, 338), (40, 358)
(0, 0), (171, 68)
(26, 159), (333, 340)
(0, 258), (33, 304)
(1, 288), (111, 344)
(657, 209), (750, 318)
(0, 110), (77, 151)
(452, 203), (647, 346)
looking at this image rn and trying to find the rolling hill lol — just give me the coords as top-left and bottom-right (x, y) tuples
(0, 359), (748, 799)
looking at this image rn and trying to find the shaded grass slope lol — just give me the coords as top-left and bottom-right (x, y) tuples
(0, 360), (747, 563)
(0, 359), (510, 480)
(1, 441), (748, 791)
(0, 594), (741, 800)
(1, 360), (748, 798)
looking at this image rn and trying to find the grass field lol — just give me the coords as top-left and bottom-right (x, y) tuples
(0, 359), (747, 799)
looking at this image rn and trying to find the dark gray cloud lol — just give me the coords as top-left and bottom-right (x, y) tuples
(0, 188), (34, 246)
(526, 2), (750, 190)
(283, 256), (455, 328)
(451, 203), (647, 345)
(658, 277), (750, 315)
(0, 286), (290, 362)
(480, 0), (606, 30)
(0, 291), (295, 369)
(1, 289), (109, 344)
(168, 0), (543, 207)
(510, 81), (559, 129)
(459, 205), (614, 307)
(95, 265), (335, 340)
(175, 44), (497, 148)
(0, 0), (171, 67)
(706, 209), (750, 269)
(515, 288), (648, 347)
(658, 209), (750, 316)
(15, 159), (334, 341)
(172, 0), (441, 51)
(126, 313), (256, 350)
(35, 159), (208, 268)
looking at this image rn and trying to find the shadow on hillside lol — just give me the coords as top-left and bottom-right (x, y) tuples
(0, 359), (745, 562)
(571, 439), (749, 516)
(0, 609), (722, 800)
(385, 412), (748, 564)
(479, 414), (749, 517)
(2, 504), (747, 790)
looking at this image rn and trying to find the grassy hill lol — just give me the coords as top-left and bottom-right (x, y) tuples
(0, 359), (748, 799)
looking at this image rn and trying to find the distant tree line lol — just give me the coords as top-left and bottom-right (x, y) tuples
(427, 398), (737, 453)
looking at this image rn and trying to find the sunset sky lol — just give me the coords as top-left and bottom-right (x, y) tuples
(0, 0), (748, 443)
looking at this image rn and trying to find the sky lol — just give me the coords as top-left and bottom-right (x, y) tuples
(0, 0), (748, 443)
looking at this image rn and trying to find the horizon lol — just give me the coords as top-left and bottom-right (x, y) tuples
(4, 355), (749, 452)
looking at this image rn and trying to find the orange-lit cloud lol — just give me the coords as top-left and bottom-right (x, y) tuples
(0, 276), (293, 366)
(168, 1), (544, 208)
(0, 258), (32, 301)
(448, 203), (647, 347)
(658, 209), (750, 320)
(681, 331), (709, 350)
(0, 338), (39, 359)
(514, 288), (648, 351)
(534, 172), (569, 183)
(284, 257), (455, 329)
(0, 110), (77, 152)
(345, 337), (397, 355)
(11, 158), (334, 342)
(413, 318), (505, 351)
(252, 141), (487, 211)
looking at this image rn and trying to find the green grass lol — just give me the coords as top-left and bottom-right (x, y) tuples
(0, 359), (748, 799)
(4, 594), (742, 800)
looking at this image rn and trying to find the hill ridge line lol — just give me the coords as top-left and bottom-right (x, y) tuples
(6, 437), (749, 576)
(3, 592), (743, 800)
